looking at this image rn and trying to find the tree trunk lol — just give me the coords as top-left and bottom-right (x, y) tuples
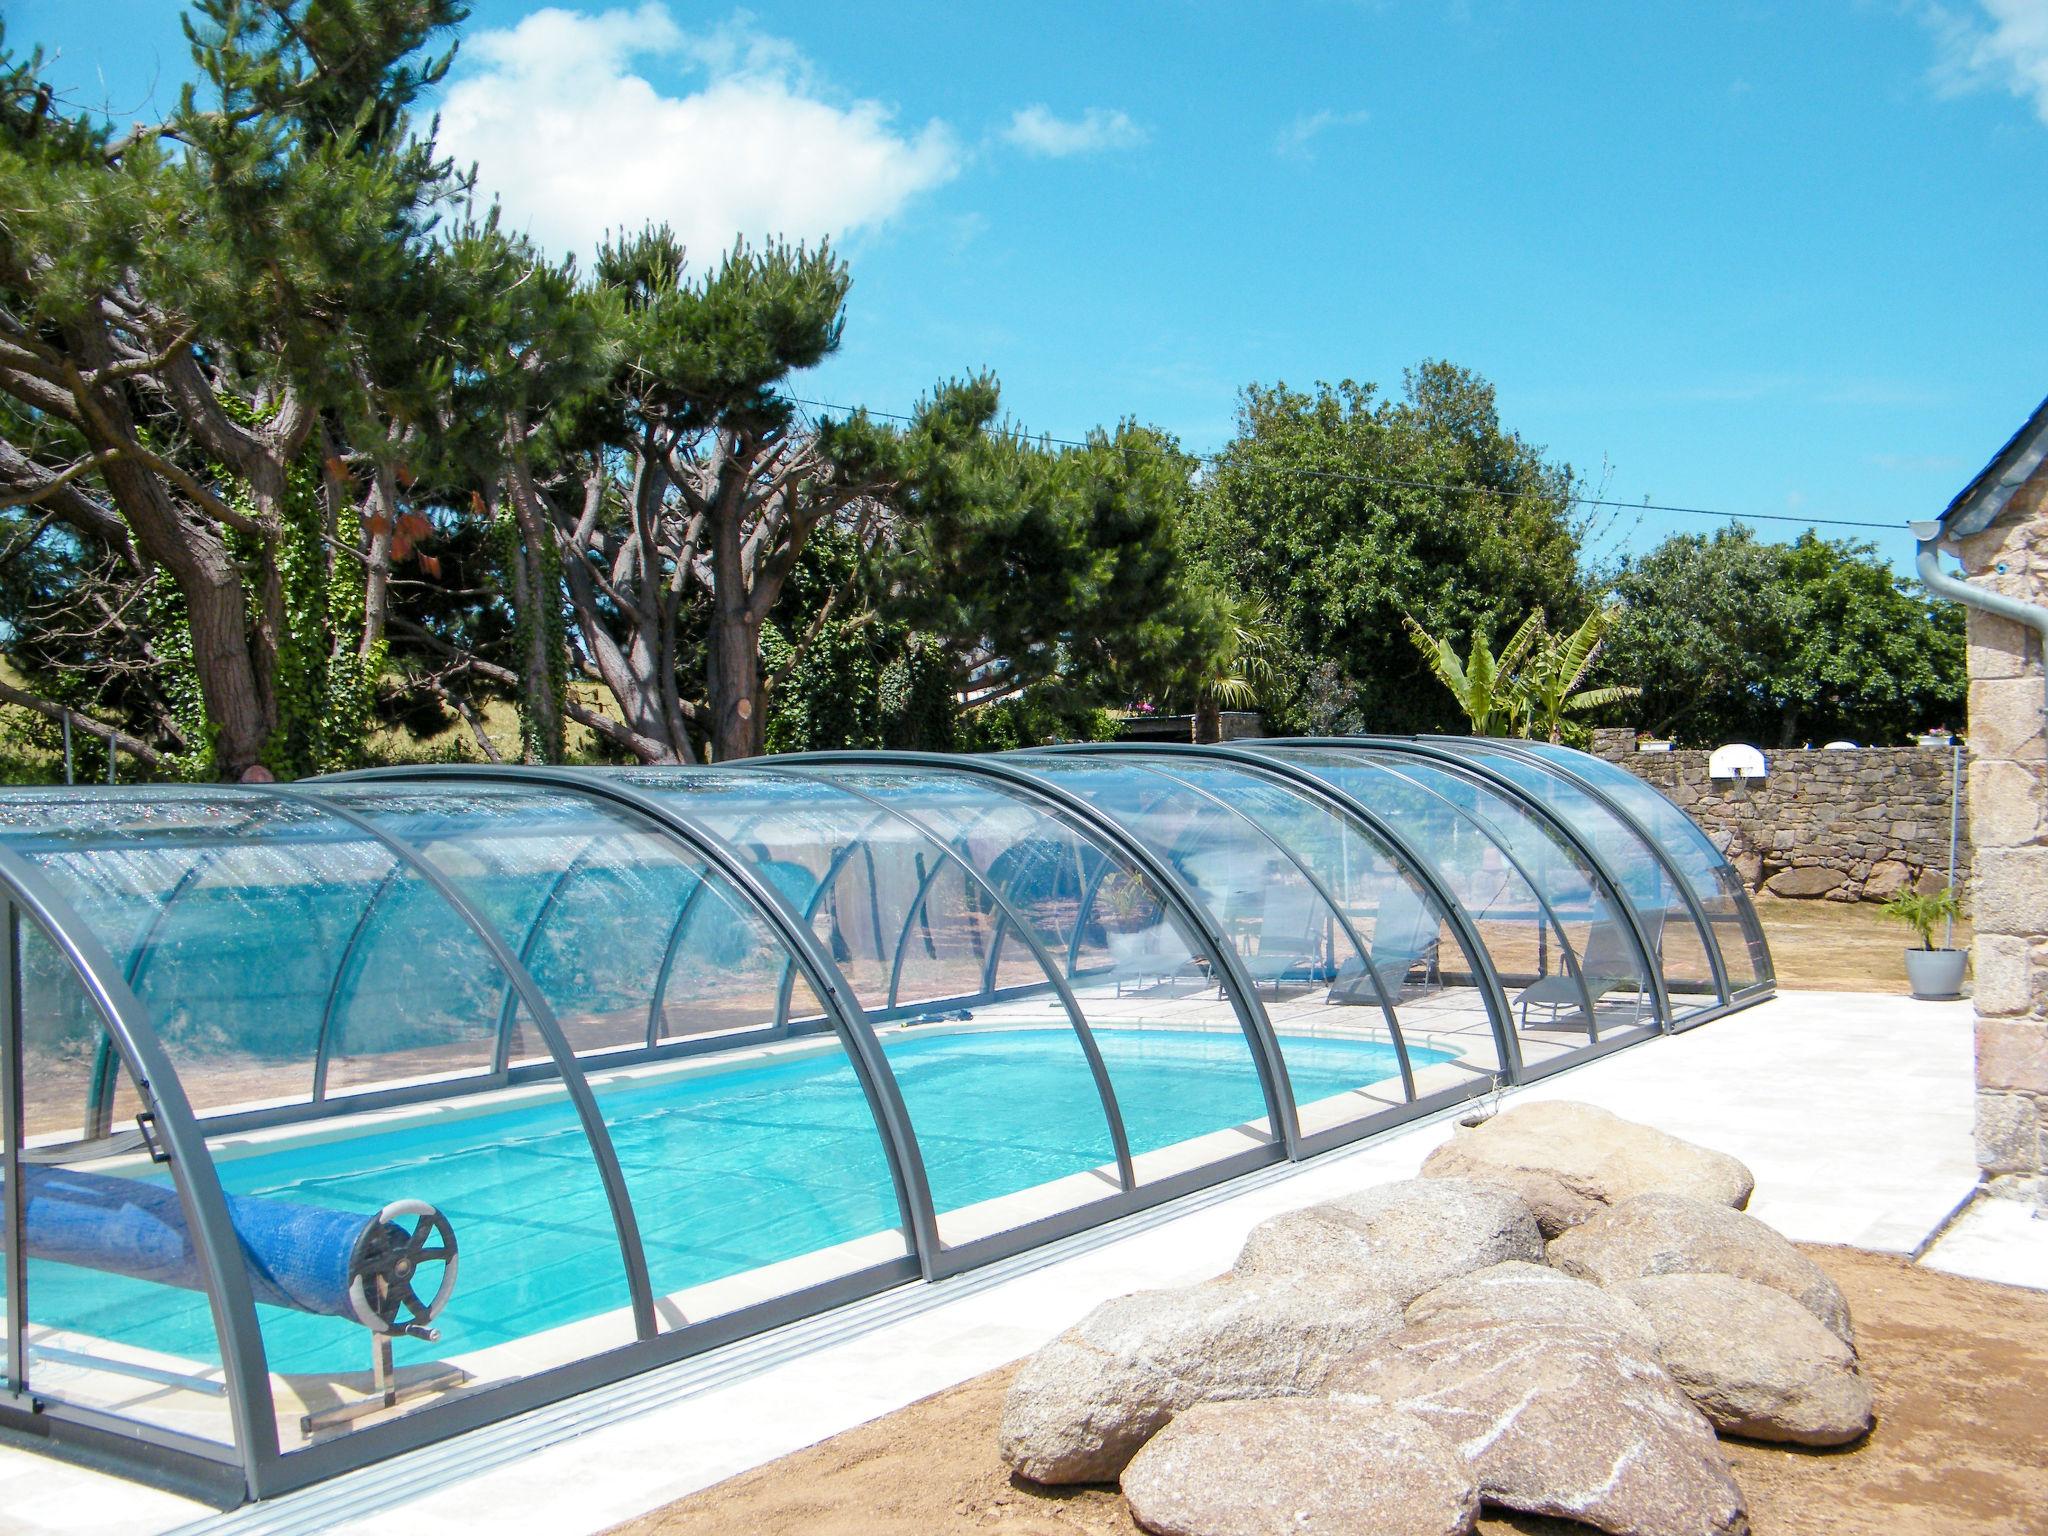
(360, 463), (396, 659)
(54, 323), (277, 778)
(498, 479), (565, 763)
(1194, 697), (1221, 744)
(93, 441), (271, 778)
(705, 456), (765, 761)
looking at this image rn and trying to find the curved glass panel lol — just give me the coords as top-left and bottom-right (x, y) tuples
(1425, 742), (1716, 1013)
(1498, 743), (1771, 992)
(312, 783), (913, 1327)
(1254, 747), (1658, 1072)
(610, 769), (1127, 1248)
(1122, 755), (1504, 1111)
(1007, 755), (1467, 1140)
(12, 921), (237, 1446)
(790, 765), (1279, 1183)
(0, 791), (640, 1453)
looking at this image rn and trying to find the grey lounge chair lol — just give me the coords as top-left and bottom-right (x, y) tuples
(1515, 908), (1666, 1036)
(1244, 881), (1329, 992)
(1328, 881), (1442, 1005)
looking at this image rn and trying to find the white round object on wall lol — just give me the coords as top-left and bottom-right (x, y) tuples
(1821, 740), (1859, 750)
(1707, 743), (1768, 780)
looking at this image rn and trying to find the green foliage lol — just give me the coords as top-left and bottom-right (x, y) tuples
(763, 621), (884, 752)
(490, 504), (567, 763)
(150, 578), (221, 782)
(886, 414), (1229, 715)
(1603, 527), (1964, 746)
(1402, 610), (1543, 736)
(260, 456), (379, 778)
(955, 692), (1120, 752)
(1879, 886), (1959, 951)
(878, 636), (957, 752)
(1515, 605), (1640, 745)
(1188, 364), (1590, 734)
(1403, 602), (1639, 744)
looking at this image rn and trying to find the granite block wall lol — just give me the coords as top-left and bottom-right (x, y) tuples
(1948, 470), (2048, 1202)
(1588, 729), (1965, 903)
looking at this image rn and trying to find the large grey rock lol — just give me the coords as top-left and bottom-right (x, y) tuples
(1548, 1192), (1855, 1348)
(1405, 1260), (1659, 1352)
(1327, 1322), (1748, 1536)
(1119, 1397), (1480, 1536)
(1421, 1100), (1756, 1236)
(1232, 1178), (1543, 1305)
(999, 1276), (1403, 1484)
(1613, 1273), (1874, 1446)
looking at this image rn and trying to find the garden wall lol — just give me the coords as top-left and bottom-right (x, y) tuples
(1588, 728), (1966, 902)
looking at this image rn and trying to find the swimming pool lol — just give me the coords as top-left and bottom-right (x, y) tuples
(30, 1026), (1441, 1376)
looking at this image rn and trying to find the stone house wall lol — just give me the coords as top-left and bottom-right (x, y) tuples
(1948, 472), (2048, 1202)
(1587, 730), (1965, 902)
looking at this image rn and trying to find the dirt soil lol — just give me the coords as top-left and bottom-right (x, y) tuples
(1752, 896), (1974, 995)
(612, 1247), (2048, 1536)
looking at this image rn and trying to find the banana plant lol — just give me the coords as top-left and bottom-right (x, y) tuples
(1519, 605), (1641, 745)
(1402, 610), (1544, 736)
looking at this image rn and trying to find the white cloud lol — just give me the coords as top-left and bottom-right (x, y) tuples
(439, 5), (960, 259)
(1275, 107), (1370, 158)
(1926, 0), (2048, 124)
(1002, 105), (1148, 157)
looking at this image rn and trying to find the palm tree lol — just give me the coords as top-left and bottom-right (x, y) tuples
(1194, 595), (1280, 743)
(1518, 605), (1640, 744)
(1402, 611), (1544, 736)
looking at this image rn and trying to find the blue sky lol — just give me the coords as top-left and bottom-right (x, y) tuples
(13, 0), (2047, 572)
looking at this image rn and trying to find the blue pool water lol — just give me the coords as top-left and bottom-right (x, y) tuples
(27, 1027), (1442, 1378)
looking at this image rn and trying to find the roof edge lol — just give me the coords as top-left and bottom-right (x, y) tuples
(1942, 395), (2048, 538)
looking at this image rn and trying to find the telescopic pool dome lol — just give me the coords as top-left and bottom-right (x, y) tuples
(0, 739), (1770, 1500)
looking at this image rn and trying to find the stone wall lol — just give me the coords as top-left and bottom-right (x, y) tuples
(1949, 471), (2048, 1203)
(1587, 729), (1965, 902)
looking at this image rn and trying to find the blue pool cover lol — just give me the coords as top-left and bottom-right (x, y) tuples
(13, 1165), (394, 1324)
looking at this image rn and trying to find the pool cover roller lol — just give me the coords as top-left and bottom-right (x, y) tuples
(10, 1166), (456, 1334)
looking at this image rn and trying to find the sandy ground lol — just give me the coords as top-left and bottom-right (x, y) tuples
(612, 1247), (2048, 1536)
(1753, 897), (1974, 995)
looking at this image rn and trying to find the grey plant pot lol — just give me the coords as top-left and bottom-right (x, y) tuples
(1903, 947), (1968, 1001)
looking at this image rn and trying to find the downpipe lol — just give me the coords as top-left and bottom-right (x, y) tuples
(1913, 525), (2048, 720)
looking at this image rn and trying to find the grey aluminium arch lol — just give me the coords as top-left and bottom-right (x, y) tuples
(1038, 750), (1420, 1104)
(333, 765), (943, 1278)
(1355, 737), (1735, 1011)
(0, 842), (280, 1499)
(1259, 739), (1679, 1027)
(771, 750), (1302, 1160)
(1040, 742), (1523, 1087)
(751, 763), (1139, 1192)
(256, 785), (661, 1341)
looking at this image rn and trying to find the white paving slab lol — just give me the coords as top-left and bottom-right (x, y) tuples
(1922, 1196), (2048, 1290)
(0, 989), (1994, 1536)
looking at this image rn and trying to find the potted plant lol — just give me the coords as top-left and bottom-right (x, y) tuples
(1094, 872), (1163, 936)
(1879, 886), (1967, 999)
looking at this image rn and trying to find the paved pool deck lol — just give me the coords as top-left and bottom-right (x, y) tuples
(5, 986), (2042, 1536)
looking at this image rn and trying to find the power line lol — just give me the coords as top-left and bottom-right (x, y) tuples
(779, 394), (1904, 534)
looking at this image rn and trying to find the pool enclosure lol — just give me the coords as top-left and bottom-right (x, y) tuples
(0, 739), (1771, 1500)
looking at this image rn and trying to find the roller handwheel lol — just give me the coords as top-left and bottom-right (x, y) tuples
(349, 1198), (458, 1337)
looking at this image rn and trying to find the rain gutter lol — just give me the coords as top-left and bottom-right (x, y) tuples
(1913, 521), (2048, 718)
